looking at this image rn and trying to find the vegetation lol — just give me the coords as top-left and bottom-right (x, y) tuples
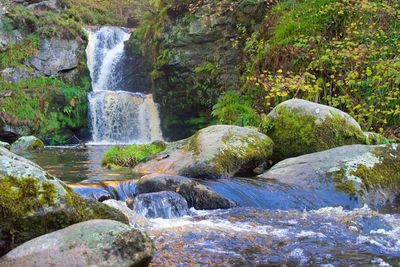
(102, 143), (166, 168)
(0, 77), (90, 144)
(214, 0), (400, 137)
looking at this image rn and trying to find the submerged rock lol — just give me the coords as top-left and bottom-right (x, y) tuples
(136, 174), (236, 210)
(259, 144), (400, 210)
(0, 147), (128, 256)
(133, 191), (190, 219)
(135, 125), (273, 179)
(10, 135), (44, 153)
(265, 99), (366, 161)
(0, 220), (154, 267)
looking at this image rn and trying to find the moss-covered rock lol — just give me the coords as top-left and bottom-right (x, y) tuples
(10, 135), (44, 153)
(259, 144), (400, 210)
(265, 99), (366, 161)
(0, 141), (10, 150)
(134, 125), (274, 179)
(0, 147), (128, 256)
(0, 219), (154, 267)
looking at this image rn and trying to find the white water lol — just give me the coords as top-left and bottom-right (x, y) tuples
(85, 26), (163, 144)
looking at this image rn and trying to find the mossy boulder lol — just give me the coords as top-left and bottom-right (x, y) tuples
(0, 147), (129, 256)
(0, 219), (154, 267)
(265, 99), (366, 161)
(134, 125), (274, 179)
(10, 136), (44, 153)
(136, 174), (236, 209)
(0, 141), (10, 150)
(259, 144), (400, 210)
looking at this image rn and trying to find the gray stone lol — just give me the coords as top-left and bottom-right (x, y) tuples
(0, 220), (154, 267)
(259, 144), (400, 210)
(27, 0), (65, 12)
(133, 191), (190, 219)
(10, 135), (44, 153)
(103, 199), (149, 228)
(27, 38), (81, 76)
(134, 125), (274, 179)
(1, 67), (39, 83)
(0, 141), (10, 150)
(0, 147), (129, 255)
(136, 173), (236, 210)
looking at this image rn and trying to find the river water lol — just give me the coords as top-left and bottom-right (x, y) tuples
(27, 147), (400, 266)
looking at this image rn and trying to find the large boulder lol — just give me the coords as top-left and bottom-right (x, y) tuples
(0, 220), (154, 267)
(27, 38), (81, 76)
(265, 99), (366, 161)
(10, 135), (44, 153)
(259, 144), (400, 210)
(0, 147), (128, 255)
(136, 174), (235, 209)
(134, 125), (273, 179)
(133, 191), (190, 219)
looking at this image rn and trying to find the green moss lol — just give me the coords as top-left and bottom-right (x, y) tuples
(102, 144), (166, 168)
(266, 106), (366, 160)
(0, 76), (89, 144)
(352, 147), (400, 191)
(332, 169), (358, 197)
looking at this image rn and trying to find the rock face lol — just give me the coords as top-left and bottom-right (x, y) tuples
(147, 1), (268, 139)
(0, 147), (128, 255)
(0, 220), (154, 267)
(133, 191), (190, 219)
(259, 144), (400, 210)
(10, 135), (44, 153)
(266, 99), (366, 161)
(27, 38), (81, 76)
(135, 125), (273, 179)
(136, 174), (235, 209)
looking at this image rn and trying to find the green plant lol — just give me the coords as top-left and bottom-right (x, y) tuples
(101, 143), (166, 168)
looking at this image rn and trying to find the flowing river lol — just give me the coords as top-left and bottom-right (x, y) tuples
(26, 147), (400, 266)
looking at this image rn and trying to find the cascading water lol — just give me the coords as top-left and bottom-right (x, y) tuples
(85, 26), (163, 144)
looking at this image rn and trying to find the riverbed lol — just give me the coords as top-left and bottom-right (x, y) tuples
(27, 146), (400, 266)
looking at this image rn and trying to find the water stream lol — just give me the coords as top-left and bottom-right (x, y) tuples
(27, 147), (400, 266)
(85, 26), (163, 144)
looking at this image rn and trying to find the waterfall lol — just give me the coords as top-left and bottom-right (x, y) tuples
(85, 26), (163, 144)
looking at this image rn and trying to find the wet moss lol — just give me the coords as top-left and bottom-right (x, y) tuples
(266, 106), (366, 160)
(332, 170), (358, 197)
(352, 146), (400, 191)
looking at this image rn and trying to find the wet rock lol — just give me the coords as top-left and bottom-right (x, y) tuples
(27, 38), (81, 76)
(103, 199), (149, 227)
(0, 220), (154, 267)
(10, 135), (44, 153)
(259, 144), (400, 210)
(133, 191), (190, 219)
(265, 99), (366, 161)
(136, 174), (236, 210)
(0, 147), (129, 255)
(68, 183), (113, 202)
(0, 141), (10, 150)
(135, 125), (273, 179)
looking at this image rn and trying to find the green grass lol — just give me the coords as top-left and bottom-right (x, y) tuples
(102, 143), (166, 168)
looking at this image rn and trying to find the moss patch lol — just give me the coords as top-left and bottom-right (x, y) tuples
(267, 106), (366, 160)
(102, 144), (166, 168)
(352, 146), (400, 192)
(0, 176), (128, 255)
